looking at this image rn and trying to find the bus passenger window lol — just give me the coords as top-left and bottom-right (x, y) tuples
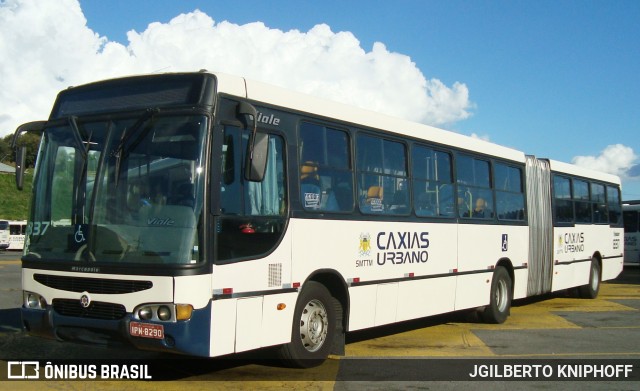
(299, 122), (353, 212)
(456, 155), (493, 219)
(357, 134), (408, 215)
(412, 146), (453, 217)
(495, 163), (525, 221)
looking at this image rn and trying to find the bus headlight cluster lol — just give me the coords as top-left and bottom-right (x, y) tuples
(134, 304), (193, 322)
(23, 291), (46, 310)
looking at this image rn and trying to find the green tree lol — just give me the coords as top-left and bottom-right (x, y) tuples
(0, 134), (11, 163)
(11, 132), (42, 168)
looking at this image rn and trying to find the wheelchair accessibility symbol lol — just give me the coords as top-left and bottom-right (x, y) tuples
(74, 224), (88, 244)
(501, 234), (508, 252)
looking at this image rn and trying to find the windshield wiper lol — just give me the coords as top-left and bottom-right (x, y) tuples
(68, 116), (88, 160)
(112, 108), (159, 185)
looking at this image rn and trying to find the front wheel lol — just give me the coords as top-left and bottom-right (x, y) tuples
(578, 257), (601, 299)
(482, 266), (512, 324)
(278, 281), (337, 368)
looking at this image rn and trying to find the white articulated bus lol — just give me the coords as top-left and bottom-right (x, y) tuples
(13, 72), (623, 367)
(623, 201), (640, 265)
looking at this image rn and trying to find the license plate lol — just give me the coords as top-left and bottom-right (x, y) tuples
(129, 322), (164, 339)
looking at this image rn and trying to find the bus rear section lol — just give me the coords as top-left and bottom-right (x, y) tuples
(0, 220), (9, 250)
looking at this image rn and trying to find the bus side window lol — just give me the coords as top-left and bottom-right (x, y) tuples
(456, 155), (493, 219)
(217, 126), (287, 262)
(299, 122), (353, 212)
(412, 145), (453, 218)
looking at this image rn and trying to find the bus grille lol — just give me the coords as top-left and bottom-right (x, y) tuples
(52, 299), (127, 320)
(34, 274), (152, 294)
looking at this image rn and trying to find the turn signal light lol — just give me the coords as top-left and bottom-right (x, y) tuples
(176, 304), (194, 320)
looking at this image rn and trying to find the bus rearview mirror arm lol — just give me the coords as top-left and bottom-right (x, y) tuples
(12, 121), (46, 191)
(237, 102), (268, 182)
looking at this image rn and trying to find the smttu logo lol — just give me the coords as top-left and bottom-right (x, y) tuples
(358, 233), (371, 256)
(7, 361), (40, 379)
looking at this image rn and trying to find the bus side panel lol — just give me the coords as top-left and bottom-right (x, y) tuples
(348, 285), (377, 331)
(209, 293), (296, 356)
(456, 224), (526, 310)
(210, 298), (237, 357)
(603, 227), (624, 280)
(455, 273), (492, 310)
(374, 282), (398, 326)
(235, 297), (264, 353)
(602, 256), (624, 281)
(513, 268), (529, 300)
(552, 225), (623, 292)
(261, 292), (296, 347)
(396, 277), (456, 322)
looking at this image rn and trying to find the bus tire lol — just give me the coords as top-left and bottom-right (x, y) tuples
(482, 266), (512, 324)
(578, 257), (600, 299)
(278, 281), (337, 368)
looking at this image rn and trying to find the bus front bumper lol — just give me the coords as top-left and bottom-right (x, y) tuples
(21, 302), (212, 357)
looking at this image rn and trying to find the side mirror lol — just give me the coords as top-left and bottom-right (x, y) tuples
(237, 101), (268, 182)
(12, 121), (46, 191)
(15, 145), (27, 191)
(245, 132), (269, 182)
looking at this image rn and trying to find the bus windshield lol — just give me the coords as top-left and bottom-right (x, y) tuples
(26, 113), (208, 266)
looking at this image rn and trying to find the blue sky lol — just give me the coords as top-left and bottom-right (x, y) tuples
(2, 0), (639, 198)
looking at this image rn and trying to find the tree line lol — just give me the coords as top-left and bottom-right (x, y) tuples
(0, 132), (42, 168)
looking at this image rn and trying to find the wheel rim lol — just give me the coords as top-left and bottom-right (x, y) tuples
(590, 263), (599, 291)
(495, 279), (508, 312)
(299, 299), (328, 352)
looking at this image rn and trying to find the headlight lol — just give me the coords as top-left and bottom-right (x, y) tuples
(157, 305), (172, 321)
(138, 307), (153, 320)
(24, 291), (46, 309)
(134, 303), (192, 322)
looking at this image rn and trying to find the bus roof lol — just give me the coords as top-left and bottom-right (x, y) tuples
(55, 70), (622, 183)
(214, 72), (526, 163)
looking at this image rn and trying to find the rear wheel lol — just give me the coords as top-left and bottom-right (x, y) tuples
(278, 281), (337, 368)
(578, 257), (601, 299)
(482, 266), (512, 324)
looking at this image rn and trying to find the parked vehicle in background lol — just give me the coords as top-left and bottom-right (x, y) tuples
(8, 220), (27, 251)
(623, 201), (640, 265)
(0, 220), (9, 250)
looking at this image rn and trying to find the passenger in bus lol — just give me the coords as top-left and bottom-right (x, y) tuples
(472, 198), (491, 218)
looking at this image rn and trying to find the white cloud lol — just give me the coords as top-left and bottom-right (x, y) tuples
(0, 0), (474, 137)
(470, 132), (491, 142)
(572, 144), (639, 179)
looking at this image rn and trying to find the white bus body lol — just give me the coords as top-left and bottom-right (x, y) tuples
(8, 220), (27, 251)
(0, 220), (9, 250)
(16, 72), (623, 366)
